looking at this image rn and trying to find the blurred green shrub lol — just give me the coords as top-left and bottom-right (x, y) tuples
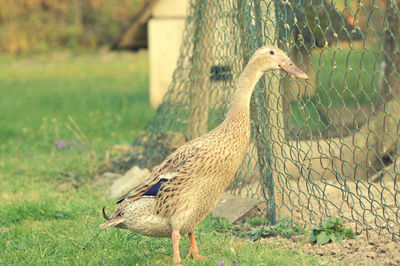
(0, 0), (143, 53)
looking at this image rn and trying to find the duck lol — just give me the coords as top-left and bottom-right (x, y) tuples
(100, 45), (308, 265)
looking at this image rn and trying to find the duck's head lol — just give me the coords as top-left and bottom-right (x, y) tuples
(251, 45), (308, 79)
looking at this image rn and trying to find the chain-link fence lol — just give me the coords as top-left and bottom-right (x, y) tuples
(122, 0), (400, 238)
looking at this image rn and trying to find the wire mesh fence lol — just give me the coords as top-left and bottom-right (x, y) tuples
(124, 0), (400, 238)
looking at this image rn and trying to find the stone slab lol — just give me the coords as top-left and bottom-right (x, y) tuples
(212, 194), (263, 224)
(93, 172), (122, 186)
(110, 166), (150, 199)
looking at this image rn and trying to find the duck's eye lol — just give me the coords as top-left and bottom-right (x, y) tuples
(269, 50), (275, 55)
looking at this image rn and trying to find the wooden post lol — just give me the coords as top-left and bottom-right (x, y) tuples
(261, 0), (287, 224)
(185, 1), (210, 140)
(245, 0), (285, 224)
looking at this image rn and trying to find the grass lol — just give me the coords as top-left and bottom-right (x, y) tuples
(0, 50), (327, 265)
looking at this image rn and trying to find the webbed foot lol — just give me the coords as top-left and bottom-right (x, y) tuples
(187, 232), (206, 260)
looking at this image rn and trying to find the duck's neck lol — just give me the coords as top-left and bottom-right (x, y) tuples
(225, 60), (264, 120)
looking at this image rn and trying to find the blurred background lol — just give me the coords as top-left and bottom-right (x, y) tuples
(0, 0), (143, 54)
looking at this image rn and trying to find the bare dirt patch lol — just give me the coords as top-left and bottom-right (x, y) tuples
(238, 176), (400, 265)
(261, 232), (400, 266)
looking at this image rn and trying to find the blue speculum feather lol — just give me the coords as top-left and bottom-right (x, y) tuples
(143, 178), (168, 196)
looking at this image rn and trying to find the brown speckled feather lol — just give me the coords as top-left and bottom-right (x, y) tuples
(116, 144), (203, 204)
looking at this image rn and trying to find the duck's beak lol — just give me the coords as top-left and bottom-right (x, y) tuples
(280, 61), (308, 79)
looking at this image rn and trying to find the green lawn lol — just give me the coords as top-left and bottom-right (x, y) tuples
(0, 51), (327, 265)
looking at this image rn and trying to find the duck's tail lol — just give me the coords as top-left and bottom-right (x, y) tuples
(99, 207), (125, 229)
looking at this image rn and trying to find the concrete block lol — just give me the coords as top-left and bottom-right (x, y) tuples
(152, 0), (188, 17)
(149, 18), (185, 108)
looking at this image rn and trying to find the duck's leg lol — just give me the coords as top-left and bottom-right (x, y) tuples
(187, 232), (205, 260)
(172, 230), (182, 265)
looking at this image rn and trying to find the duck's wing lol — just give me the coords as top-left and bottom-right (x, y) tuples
(116, 145), (201, 204)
